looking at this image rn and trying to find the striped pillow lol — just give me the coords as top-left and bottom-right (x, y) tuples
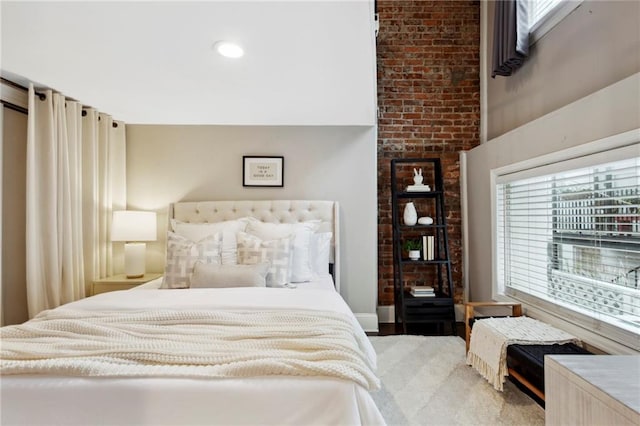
(161, 231), (222, 289)
(236, 231), (293, 287)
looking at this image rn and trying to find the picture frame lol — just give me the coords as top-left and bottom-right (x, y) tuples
(242, 156), (284, 187)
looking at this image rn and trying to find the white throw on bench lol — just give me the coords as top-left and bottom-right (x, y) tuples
(466, 316), (581, 391)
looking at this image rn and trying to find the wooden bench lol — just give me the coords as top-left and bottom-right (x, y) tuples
(465, 302), (592, 401)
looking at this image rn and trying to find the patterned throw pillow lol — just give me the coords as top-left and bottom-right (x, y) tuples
(161, 231), (222, 289)
(236, 231), (293, 287)
(171, 218), (248, 265)
(244, 218), (320, 282)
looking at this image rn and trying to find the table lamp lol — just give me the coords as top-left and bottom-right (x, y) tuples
(111, 210), (157, 278)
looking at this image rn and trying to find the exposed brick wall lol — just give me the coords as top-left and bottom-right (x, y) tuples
(377, 0), (480, 307)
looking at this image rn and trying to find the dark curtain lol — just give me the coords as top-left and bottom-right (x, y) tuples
(492, 0), (530, 78)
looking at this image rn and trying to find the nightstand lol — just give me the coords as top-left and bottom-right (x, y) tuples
(92, 273), (163, 296)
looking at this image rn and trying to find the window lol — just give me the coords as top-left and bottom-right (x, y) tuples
(529, 0), (564, 29)
(528, 0), (583, 44)
(495, 142), (640, 350)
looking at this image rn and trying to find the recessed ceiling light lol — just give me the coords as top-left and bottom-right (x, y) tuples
(213, 41), (244, 58)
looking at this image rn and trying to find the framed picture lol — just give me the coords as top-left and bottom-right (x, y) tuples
(242, 156), (284, 187)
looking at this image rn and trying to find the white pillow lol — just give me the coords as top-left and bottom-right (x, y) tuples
(236, 231), (293, 288)
(190, 261), (269, 288)
(245, 218), (319, 283)
(310, 232), (332, 276)
(171, 218), (248, 265)
(161, 232), (222, 289)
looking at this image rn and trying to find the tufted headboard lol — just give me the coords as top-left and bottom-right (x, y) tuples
(168, 200), (340, 290)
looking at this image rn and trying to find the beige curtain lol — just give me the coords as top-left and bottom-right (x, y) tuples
(81, 109), (125, 286)
(26, 85), (125, 318)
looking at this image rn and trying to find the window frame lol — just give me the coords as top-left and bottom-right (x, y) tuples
(529, 0), (584, 45)
(490, 129), (640, 352)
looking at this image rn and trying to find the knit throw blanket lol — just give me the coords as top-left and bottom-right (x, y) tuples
(1, 308), (380, 390)
(466, 316), (580, 391)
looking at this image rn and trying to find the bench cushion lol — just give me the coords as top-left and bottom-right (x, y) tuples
(507, 343), (592, 392)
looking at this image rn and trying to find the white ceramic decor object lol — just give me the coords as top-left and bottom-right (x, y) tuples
(403, 202), (418, 226)
(418, 216), (434, 225)
(413, 168), (423, 185)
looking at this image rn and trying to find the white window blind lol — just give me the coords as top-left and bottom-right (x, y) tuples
(529, 0), (564, 30)
(495, 144), (640, 349)
(528, 0), (583, 44)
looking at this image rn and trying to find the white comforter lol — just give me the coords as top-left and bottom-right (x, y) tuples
(1, 288), (385, 426)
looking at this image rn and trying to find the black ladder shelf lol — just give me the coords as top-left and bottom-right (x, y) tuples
(391, 158), (456, 334)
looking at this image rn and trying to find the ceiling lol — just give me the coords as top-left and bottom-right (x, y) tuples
(1, 1), (376, 125)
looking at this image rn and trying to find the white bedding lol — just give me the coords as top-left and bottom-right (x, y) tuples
(1, 287), (384, 426)
(134, 273), (337, 291)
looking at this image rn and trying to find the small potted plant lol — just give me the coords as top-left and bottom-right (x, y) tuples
(403, 239), (422, 260)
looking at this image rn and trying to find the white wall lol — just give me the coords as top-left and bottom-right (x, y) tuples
(126, 125), (379, 330)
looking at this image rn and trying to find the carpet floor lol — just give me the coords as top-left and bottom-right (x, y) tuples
(369, 335), (545, 426)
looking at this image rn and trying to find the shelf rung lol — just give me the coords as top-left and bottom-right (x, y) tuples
(399, 224), (446, 228)
(397, 191), (443, 198)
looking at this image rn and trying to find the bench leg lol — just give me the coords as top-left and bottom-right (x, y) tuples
(508, 367), (545, 401)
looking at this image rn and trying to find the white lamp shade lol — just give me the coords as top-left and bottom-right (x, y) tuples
(111, 211), (157, 242)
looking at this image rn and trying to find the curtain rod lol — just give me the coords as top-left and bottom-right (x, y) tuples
(81, 110), (119, 128)
(0, 77), (46, 100)
(1, 77), (119, 127)
(1, 99), (28, 115)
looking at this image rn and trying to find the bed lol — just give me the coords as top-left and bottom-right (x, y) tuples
(1, 200), (385, 426)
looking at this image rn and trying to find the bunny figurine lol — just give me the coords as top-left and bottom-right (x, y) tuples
(413, 168), (423, 185)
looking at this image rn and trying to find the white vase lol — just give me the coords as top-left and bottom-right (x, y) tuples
(403, 202), (417, 226)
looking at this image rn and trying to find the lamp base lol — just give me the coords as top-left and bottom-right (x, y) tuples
(125, 273), (145, 279)
(124, 242), (146, 279)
